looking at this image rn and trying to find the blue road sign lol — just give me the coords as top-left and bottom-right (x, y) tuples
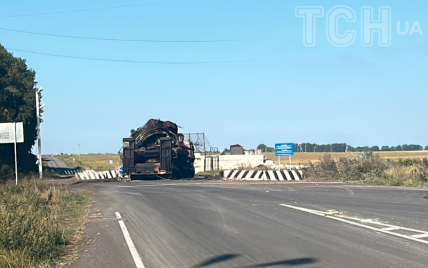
(119, 166), (124, 175)
(275, 143), (294, 156)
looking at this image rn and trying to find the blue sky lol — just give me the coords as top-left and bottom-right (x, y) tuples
(2, 0), (427, 154)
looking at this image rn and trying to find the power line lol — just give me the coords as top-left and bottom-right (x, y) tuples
(0, 0), (153, 14)
(7, 47), (247, 65)
(0, 27), (253, 43)
(0, 0), (191, 18)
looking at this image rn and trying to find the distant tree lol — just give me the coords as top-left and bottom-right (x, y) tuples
(294, 144), (299, 152)
(0, 45), (39, 179)
(370, 146), (380, 151)
(381, 146), (390, 151)
(256, 144), (274, 153)
(331, 143), (347, 152)
(425, 146), (428, 151)
(222, 148), (230, 154)
(257, 144), (268, 152)
(300, 143), (316, 153)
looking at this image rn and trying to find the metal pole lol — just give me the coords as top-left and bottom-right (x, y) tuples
(278, 156), (280, 170)
(14, 122), (18, 185)
(289, 156), (291, 170)
(36, 90), (42, 179)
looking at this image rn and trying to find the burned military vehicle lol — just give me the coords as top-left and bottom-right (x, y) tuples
(121, 119), (195, 179)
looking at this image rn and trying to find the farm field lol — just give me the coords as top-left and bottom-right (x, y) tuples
(55, 151), (428, 170)
(56, 154), (121, 171)
(262, 151), (428, 165)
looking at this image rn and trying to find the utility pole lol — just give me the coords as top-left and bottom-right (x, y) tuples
(36, 88), (45, 179)
(78, 143), (80, 157)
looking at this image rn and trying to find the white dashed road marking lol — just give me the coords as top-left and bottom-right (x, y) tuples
(279, 204), (428, 245)
(115, 212), (146, 268)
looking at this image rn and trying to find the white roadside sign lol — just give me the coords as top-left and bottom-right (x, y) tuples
(0, 122), (24, 144)
(0, 122), (24, 185)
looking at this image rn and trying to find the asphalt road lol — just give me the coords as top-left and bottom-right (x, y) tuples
(42, 155), (70, 168)
(42, 155), (76, 174)
(71, 181), (428, 268)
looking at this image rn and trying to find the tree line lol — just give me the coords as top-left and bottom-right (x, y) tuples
(0, 45), (39, 179)
(256, 143), (427, 153)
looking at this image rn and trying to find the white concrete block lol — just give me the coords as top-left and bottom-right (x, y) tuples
(291, 170), (300, 181)
(284, 171), (293, 181)
(276, 171), (285, 181)
(78, 173), (85, 180)
(89, 170), (96, 180)
(236, 170), (246, 180)
(242, 170), (256, 180)
(219, 155), (264, 170)
(267, 170), (276, 181)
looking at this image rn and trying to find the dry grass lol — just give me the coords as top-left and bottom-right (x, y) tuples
(263, 151), (428, 165)
(304, 154), (428, 187)
(0, 180), (91, 267)
(56, 154), (121, 171)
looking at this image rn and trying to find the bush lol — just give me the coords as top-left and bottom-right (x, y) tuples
(304, 153), (428, 187)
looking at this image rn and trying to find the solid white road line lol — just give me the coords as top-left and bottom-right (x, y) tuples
(411, 233), (428, 239)
(382, 227), (401, 231)
(115, 212), (146, 268)
(279, 204), (428, 245)
(336, 214), (428, 234)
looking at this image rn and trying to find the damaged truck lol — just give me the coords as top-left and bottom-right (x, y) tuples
(121, 119), (195, 180)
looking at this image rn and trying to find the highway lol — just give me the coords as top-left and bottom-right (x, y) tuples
(71, 181), (428, 268)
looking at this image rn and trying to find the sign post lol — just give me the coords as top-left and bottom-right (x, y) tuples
(13, 123), (18, 185)
(0, 122), (24, 185)
(275, 143), (294, 170)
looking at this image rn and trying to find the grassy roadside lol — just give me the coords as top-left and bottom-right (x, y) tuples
(304, 154), (428, 187)
(0, 180), (91, 268)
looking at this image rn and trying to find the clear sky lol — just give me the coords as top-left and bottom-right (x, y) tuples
(2, 0), (427, 154)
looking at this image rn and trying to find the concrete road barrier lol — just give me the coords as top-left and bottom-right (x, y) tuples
(75, 170), (121, 181)
(223, 169), (303, 181)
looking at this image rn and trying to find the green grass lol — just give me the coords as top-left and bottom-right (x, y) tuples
(0, 180), (91, 267)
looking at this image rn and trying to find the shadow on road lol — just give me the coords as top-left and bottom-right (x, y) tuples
(242, 257), (318, 267)
(193, 254), (318, 268)
(193, 254), (241, 267)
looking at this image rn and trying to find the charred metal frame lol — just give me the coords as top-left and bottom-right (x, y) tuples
(122, 120), (195, 180)
(182, 133), (218, 155)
